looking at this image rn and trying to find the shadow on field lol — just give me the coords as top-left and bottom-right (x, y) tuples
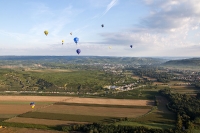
(146, 101), (155, 106)
(100, 118), (120, 123)
(148, 112), (176, 124)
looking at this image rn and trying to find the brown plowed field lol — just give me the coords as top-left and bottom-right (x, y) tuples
(37, 105), (150, 118)
(5, 117), (88, 126)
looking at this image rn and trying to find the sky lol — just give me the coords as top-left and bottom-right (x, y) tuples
(1, 0), (200, 57)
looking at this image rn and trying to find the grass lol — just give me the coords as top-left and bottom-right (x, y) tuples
(18, 112), (118, 123)
(115, 121), (175, 129)
(0, 118), (7, 122)
(132, 96), (176, 124)
(0, 114), (17, 118)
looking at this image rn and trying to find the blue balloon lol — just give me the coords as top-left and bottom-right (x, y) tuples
(30, 102), (35, 105)
(76, 49), (81, 55)
(130, 45), (132, 48)
(74, 37), (79, 44)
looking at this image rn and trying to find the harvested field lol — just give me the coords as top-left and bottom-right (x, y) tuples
(25, 69), (73, 73)
(0, 96), (154, 106)
(62, 97), (154, 106)
(0, 127), (66, 133)
(5, 117), (88, 126)
(54, 102), (152, 109)
(36, 105), (150, 118)
(0, 105), (44, 114)
(132, 76), (140, 80)
(0, 96), (68, 102)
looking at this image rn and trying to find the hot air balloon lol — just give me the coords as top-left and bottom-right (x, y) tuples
(76, 49), (81, 55)
(30, 102), (35, 109)
(109, 46), (111, 49)
(101, 24), (104, 27)
(130, 45), (132, 48)
(74, 37), (79, 44)
(62, 40), (64, 45)
(44, 30), (48, 36)
(70, 32), (72, 35)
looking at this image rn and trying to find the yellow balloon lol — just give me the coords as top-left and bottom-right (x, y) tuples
(44, 30), (48, 36)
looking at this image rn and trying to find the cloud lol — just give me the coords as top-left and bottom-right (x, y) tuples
(102, 0), (118, 16)
(96, 0), (200, 55)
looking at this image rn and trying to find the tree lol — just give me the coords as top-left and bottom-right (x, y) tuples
(186, 121), (194, 133)
(176, 113), (183, 131)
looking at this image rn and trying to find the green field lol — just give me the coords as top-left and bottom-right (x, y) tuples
(115, 121), (175, 129)
(18, 112), (116, 123)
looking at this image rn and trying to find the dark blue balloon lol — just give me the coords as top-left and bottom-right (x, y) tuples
(76, 49), (81, 55)
(30, 102), (35, 105)
(130, 45), (132, 48)
(74, 37), (79, 44)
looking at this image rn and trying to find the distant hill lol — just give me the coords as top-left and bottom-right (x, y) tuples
(0, 56), (167, 66)
(163, 58), (200, 67)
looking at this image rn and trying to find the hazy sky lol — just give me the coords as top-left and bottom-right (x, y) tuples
(1, 0), (200, 56)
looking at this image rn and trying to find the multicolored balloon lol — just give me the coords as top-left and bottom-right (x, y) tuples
(62, 40), (64, 45)
(30, 102), (35, 109)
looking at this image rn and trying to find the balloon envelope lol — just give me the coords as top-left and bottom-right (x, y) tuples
(130, 45), (132, 48)
(74, 37), (79, 44)
(44, 30), (48, 36)
(101, 24), (104, 27)
(76, 49), (81, 54)
(30, 102), (35, 105)
(70, 32), (72, 35)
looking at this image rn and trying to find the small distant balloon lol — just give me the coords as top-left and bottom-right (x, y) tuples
(76, 49), (81, 55)
(30, 102), (35, 105)
(30, 102), (35, 109)
(101, 24), (104, 28)
(62, 40), (64, 45)
(74, 37), (79, 44)
(109, 46), (111, 49)
(70, 32), (72, 35)
(44, 30), (48, 36)
(130, 45), (132, 48)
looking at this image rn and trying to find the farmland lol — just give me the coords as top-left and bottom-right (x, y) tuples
(0, 57), (200, 132)
(1, 96), (154, 127)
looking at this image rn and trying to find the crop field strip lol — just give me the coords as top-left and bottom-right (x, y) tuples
(54, 102), (153, 109)
(18, 112), (117, 123)
(35, 104), (150, 117)
(0, 101), (53, 105)
(5, 117), (88, 126)
(0, 96), (154, 105)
